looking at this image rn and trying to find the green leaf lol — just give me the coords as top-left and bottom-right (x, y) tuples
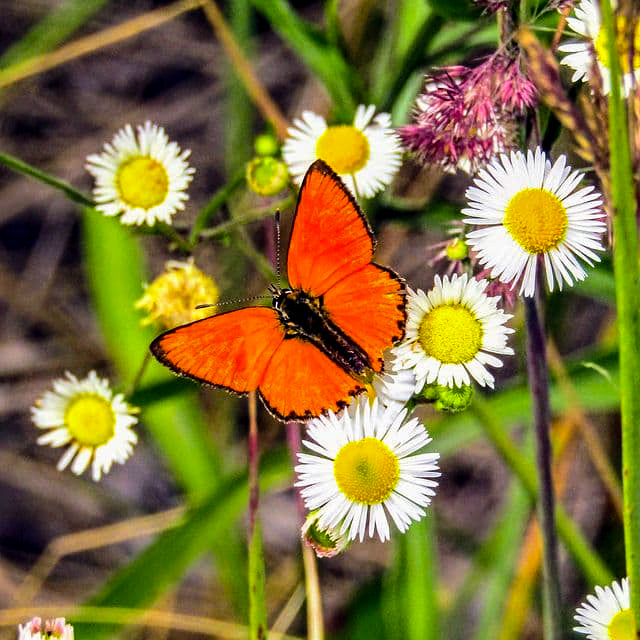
(384, 516), (439, 640)
(73, 449), (291, 640)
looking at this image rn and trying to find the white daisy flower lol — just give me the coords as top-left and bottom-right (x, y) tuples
(372, 348), (418, 414)
(558, 0), (640, 97)
(19, 618), (74, 640)
(295, 397), (440, 543)
(463, 147), (606, 297)
(31, 371), (138, 482)
(394, 274), (514, 390)
(283, 104), (403, 198)
(86, 121), (194, 226)
(574, 577), (634, 639)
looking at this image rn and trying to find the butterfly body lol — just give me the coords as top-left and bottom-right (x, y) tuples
(272, 286), (372, 376)
(151, 160), (406, 421)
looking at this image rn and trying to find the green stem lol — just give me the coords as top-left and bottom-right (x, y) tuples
(189, 169), (245, 246)
(600, 0), (640, 617)
(248, 392), (267, 639)
(471, 396), (612, 586)
(0, 150), (93, 206)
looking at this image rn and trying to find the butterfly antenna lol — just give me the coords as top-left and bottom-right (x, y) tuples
(197, 294), (271, 310)
(274, 210), (282, 288)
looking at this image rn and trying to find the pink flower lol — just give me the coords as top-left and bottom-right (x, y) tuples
(399, 53), (537, 174)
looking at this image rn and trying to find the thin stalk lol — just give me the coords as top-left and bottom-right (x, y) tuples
(471, 396), (612, 586)
(0, 151), (93, 206)
(247, 392), (267, 639)
(286, 422), (324, 640)
(524, 294), (562, 639)
(600, 0), (640, 622)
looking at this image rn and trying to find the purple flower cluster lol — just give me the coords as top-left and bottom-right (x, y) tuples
(399, 53), (537, 174)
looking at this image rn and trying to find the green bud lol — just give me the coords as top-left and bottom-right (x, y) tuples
(434, 383), (473, 413)
(254, 133), (279, 157)
(445, 237), (469, 261)
(246, 156), (289, 196)
(301, 510), (350, 558)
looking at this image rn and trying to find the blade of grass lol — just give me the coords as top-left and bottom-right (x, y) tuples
(249, 0), (359, 118)
(0, 0), (108, 69)
(72, 449), (291, 640)
(470, 395), (612, 586)
(600, 0), (640, 617)
(0, 0), (202, 89)
(383, 516), (438, 640)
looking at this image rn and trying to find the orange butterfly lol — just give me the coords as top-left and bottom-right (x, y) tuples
(151, 160), (406, 421)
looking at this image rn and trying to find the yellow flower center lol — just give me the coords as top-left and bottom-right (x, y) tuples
(418, 304), (483, 364)
(65, 394), (115, 447)
(116, 155), (169, 210)
(595, 16), (640, 75)
(315, 125), (370, 174)
(608, 608), (635, 640)
(504, 187), (568, 253)
(334, 437), (399, 504)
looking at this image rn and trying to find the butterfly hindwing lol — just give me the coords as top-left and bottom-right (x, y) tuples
(287, 160), (375, 296)
(150, 307), (285, 392)
(322, 263), (406, 373)
(258, 336), (365, 421)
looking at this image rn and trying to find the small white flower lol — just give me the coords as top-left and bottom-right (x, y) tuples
(559, 0), (640, 97)
(31, 371), (138, 481)
(394, 274), (514, 390)
(295, 397), (440, 543)
(86, 121), (194, 226)
(463, 147), (606, 297)
(283, 105), (403, 198)
(18, 617), (74, 640)
(574, 577), (634, 639)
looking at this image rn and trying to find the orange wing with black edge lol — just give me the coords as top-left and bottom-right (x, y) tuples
(258, 337), (365, 421)
(287, 160), (375, 296)
(150, 307), (285, 393)
(322, 263), (406, 373)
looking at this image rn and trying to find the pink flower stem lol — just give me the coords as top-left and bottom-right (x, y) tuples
(524, 294), (562, 639)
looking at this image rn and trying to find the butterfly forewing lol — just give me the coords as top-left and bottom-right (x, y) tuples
(287, 160), (375, 296)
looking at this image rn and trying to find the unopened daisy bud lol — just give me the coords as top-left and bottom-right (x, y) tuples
(31, 371), (138, 482)
(245, 156), (289, 196)
(86, 122), (194, 226)
(19, 617), (74, 640)
(254, 133), (280, 157)
(301, 510), (350, 558)
(424, 383), (474, 413)
(445, 237), (469, 261)
(135, 259), (219, 330)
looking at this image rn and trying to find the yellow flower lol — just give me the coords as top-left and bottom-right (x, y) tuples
(136, 260), (219, 329)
